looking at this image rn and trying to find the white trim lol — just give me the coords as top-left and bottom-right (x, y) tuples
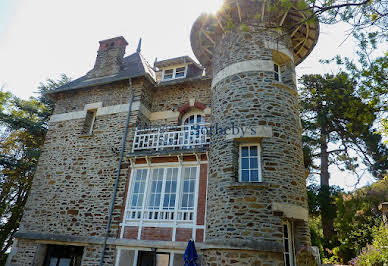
(212, 60), (274, 87)
(49, 111), (86, 123)
(283, 221), (295, 266)
(162, 65), (188, 81)
(115, 248), (189, 266)
(272, 203), (309, 222)
(239, 143), (262, 182)
(84, 102), (102, 110)
(123, 164), (201, 241)
(115, 249), (121, 266)
(133, 250), (138, 266)
(225, 125), (273, 140)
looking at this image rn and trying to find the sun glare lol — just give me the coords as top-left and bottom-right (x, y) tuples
(201, 0), (224, 14)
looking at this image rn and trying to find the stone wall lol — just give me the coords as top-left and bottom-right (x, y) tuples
(12, 79), (152, 265)
(204, 27), (309, 264)
(203, 249), (284, 266)
(152, 80), (211, 113)
(11, 74), (212, 265)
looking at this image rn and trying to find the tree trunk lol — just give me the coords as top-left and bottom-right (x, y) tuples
(319, 131), (336, 243)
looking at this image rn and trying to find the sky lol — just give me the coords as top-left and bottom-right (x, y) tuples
(0, 0), (381, 191)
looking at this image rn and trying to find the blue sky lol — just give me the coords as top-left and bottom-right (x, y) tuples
(0, 0), (384, 191)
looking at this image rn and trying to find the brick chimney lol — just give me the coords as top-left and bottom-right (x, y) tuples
(86, 36), (128, 79)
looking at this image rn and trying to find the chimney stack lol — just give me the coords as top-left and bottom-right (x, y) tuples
(86, 36), (128, 79)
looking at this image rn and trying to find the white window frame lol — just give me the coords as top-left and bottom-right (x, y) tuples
(283, 221), (295, 266)
(274, 63), (281, 82)
(115, 248), (194, 266)
(182, 111), (205, 126)
(239, 143), (262, 182)
(162, 65), (188, 81)
(121, 163), (202, 241)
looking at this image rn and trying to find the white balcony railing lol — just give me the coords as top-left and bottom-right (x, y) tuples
(132, 123), (210, 152)
(126, 209), (195, 223)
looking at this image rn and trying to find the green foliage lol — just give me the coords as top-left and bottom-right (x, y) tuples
(321, 33), (388, 178)
(0, 74), (70, 258)
(240, 23), (250, 32)
(300, 72), (387, 181)
(308, 179), (388, 263)
(350, 223), (388, 265)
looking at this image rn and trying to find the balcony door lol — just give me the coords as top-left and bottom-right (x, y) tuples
(183, 113), (206, 148)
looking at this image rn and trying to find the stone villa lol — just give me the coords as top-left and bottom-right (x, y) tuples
(8, 0), (319, 265)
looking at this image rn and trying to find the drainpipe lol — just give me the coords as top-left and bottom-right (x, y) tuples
(99, 78), (134, 266)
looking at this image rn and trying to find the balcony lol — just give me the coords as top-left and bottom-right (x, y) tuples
(132, 124), (210, 152)
(125, 209), (195, 223)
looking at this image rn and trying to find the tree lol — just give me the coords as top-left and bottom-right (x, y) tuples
(299, 72), (387, 244)
(308, 178), (387, 263)
(335, 177), (387, 263)
(274, 0), (388, 39)
(0, 74), (70, 261)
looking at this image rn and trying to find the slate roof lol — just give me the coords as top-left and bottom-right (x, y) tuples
(50, 52), (156, 94)
(155, 56), (203, 70)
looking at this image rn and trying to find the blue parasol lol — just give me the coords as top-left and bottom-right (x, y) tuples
(183, 240), (199, 266)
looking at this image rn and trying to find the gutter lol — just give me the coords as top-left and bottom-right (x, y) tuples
(99, 78), (134, 266)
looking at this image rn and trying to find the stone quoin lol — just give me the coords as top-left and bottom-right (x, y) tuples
(8, 0), (319, 265)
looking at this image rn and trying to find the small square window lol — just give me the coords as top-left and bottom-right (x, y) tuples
(274, 63), (281, 82)
(163, 69), (174, 80)
(162, 66), (187, 81)
(239, 144), (261, 182)
(175, 67), (186, 78)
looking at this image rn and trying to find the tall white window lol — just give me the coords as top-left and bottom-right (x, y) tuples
(239, 144), (261, 182)
(180, 167), (197, 210)
(274, 63), (281, 82)
(125, 166), (198, 222)
(129, 169), (148, 211)
(163, 168), (178, 210)
(283, 221), (295, 266)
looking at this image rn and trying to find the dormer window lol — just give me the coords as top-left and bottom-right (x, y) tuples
(163, 69), (174, 80)
(162, 66), (187, 81)
(175, 67), (186, 78)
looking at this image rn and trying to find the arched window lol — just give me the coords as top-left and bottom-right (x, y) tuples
(181, 111), (206, 148)
(183, 113), (205, 125)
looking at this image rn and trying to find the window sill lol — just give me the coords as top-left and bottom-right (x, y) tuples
(79, 134), (94, 138)
(227, 182), (271, 190)
(161, 76), (186, 82)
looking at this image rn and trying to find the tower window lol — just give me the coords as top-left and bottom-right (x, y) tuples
(239, 144), (261, 182)
(82, 109), (97, 135)
(283, 221), (295, 266)
(274, 63), (281, 82)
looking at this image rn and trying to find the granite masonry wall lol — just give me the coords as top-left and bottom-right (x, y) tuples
(10, 78), (150, 265)
(10, 75), (212, 265)
(203, 27), (310, 264)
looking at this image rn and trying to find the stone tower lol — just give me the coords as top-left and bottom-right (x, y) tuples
(191, 0), (319, 264)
